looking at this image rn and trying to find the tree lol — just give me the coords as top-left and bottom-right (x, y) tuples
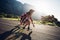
(40, 15), (58, 24)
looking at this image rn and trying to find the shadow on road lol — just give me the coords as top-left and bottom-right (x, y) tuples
(0, 24), (32, 40)
(20, 31), (32, 40)
(7, 31), (32, 40)
(0, 25), (20, 40)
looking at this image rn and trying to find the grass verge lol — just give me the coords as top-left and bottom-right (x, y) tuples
(2, 18), (20, 21)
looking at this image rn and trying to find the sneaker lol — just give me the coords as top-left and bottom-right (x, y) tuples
(23, 27), (25, 29)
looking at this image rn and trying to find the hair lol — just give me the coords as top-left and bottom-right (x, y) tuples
(29, 9), (34, 12)
(27, 9), (34, 15)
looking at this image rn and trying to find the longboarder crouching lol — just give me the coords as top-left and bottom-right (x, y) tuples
(20, 9), (35, 31)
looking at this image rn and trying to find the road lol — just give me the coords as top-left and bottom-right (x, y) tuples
(0, 18), (60, 40)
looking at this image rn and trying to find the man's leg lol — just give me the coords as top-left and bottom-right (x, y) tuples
(22, 19), (28, 29)
(27, 21), (30, 31)
(20, 17), (24, 26)
(20, 19), (23, 25)
(23, 24), (27, 29)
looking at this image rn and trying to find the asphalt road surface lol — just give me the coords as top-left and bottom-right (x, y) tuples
(0, 18), (60, 40)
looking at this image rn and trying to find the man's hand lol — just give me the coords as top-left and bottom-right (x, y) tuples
(33, 24), (35, 27)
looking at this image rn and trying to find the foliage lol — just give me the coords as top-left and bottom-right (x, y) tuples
(0, 12), (19, 18)
(40, 15), (58, 24)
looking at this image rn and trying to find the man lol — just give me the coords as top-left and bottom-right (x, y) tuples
(20, 9), (35, 31)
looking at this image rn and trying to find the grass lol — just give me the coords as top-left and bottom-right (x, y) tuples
(2, 18), (40, 23)
(2, 18), (51, 25)
(33, 21), (42, 24)
(1, 18), (58, 27)
(2, 18), (20, 21)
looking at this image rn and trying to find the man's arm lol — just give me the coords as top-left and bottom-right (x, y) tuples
(30, 17), (35, 27)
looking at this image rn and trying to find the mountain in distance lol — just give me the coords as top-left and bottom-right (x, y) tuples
(0, 0), (24, 15)
(0, 0), (46, 19)
(23, 3), (34, 13)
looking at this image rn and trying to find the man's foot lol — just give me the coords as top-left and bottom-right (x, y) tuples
(23, 27), (25, 29)
(27, 27), (30, 31)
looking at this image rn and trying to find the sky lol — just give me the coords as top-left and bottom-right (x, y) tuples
(17, 0), (60, 21)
